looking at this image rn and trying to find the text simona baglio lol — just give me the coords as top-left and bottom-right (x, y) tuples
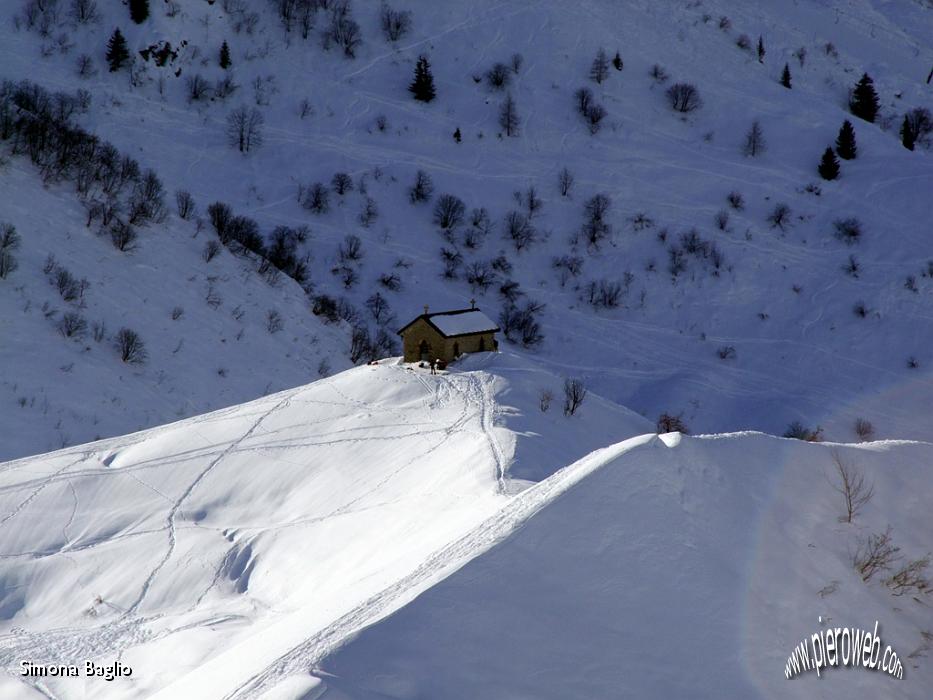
(20, 660), (132, 681)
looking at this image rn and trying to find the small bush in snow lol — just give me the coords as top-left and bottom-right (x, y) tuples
(657, 413), (689, 434)
(186, 74), (211, 102)
(558, 167), (574, 197)
(783, 421), (823, 442)
(581, 194), (612, 249)
(171, 306), (184, 320)
(766, 203), (792, 230)
(175, 190), (196, 220)
(727, 191), (745, 210)
(312, 294), (340, 323)
(735, 34), (752, 51)
(666, 83), (701, 113)
(854, 418), (875, 442)
(742, 120), (766, 157)
(266, 309), (284, 334)
(503, 210), (537, 251)
(379, 272), (401, 291)
(486, 63), (511, 90)
(650, 63), (669, 84)
(491, 254), (513, 274)
(58, 312), (87, 339)
(203, 239), (222, 263)
(552, 255), (584, 286)
(0, 223), (21, 280)
(331, 172), (354, 195)
(114, 327), (148, 364)
(539, 389), (553, 413)
(717, 345), (737, 360)
(852, 527), (898, 582)
(853, 301), (869, 318)
(109, 220), (138, 252)
(885, 557), (931, 597)
(714, 209), (730, 231)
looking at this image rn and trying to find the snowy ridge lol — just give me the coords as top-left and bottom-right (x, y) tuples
(0, 356), (650, 699)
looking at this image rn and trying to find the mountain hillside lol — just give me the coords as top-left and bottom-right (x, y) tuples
(2, 0), (933, 462)
(0, 355), (651, 699)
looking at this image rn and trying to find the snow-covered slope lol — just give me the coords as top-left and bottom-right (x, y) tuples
(316, 432), (933, 700)
(3, 0), (933, 461)
(0, 356), (651, 699)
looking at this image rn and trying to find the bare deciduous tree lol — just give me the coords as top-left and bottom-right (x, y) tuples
(380, 3), (411, 42)
(742, 119), (766, 156)
(226, 105), (264, 153)
(499, 92), (519, 136)
(558, 167), (574, 197)
(433, 194), (466, 231)
(563, 378), (587, 416)
(409, 169), (434, 203)
(830, 451), (874, 523)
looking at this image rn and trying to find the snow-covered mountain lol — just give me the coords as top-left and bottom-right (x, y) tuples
(1, 357), (930, 699)
(2, 0), (933, 460)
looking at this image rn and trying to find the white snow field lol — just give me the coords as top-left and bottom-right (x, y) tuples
(316, 432), (933, 700)
(3, 0), (933, 461)
(0, 355), (652, 698)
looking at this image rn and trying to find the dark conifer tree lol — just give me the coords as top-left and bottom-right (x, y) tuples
(590, 49), (610, 84)
(409, 55), (436, 102)
(836, 120), (857, 159)
(849, 73), (879, 123)
(780, 63), (792, 89)
(453, 127), (461, 143)
(612, 51), (623, 71)
(901, 115), (916, 151)
(220, 41), (231, 69)
(757, 36), (765, 63)
(106, 29), (130, 72)
(818, 147), (840, 180)
(129, 0), (149, 24)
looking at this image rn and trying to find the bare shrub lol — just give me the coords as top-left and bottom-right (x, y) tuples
(886, 557), (931, 596)
(666, 83), (701, 113)
(433, 194), (466, 231)
(657, 412), (689, 433)
(266, 309), (284, 334)
(727, 191), (745, 210)
(539, 389), (553, 413)
(58, 312), (87, 339)
(829, 451), (874, 523)
(486, 62), (511, 90)
(226, 105), (264, 153)
(303, 182), (330, 213)
(853, 527), (899, 582)
(563, 378), (587, 416)
(717, 345), (736, 360)
(833, 217), (862, 245)
(409, 170), (434, 203)
(203, 239), (221, 262)
(380, 3), (411, 42)
(503, 211), (536, 251)
(379, 272), (401, 291)
(114, 327), (148, 364)
(766, 203), (792, 230)
(742, 120), (766, 156)
(175, 189), (196, 220)
(558, 167), (574, 197)
(783, 421), (823, 441)
(582, 193), (612, 249)
(186, 74), (212, 102)
(650, 64), (669, 83)
(854, 418), (875, 442)
(714, 209), (730, 231)
(331, 172), (354, 195)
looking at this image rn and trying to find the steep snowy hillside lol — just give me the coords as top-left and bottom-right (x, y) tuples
(316, 433), (933, 700)
(3, 0), (933, 461)
(0, 356), (651, 699)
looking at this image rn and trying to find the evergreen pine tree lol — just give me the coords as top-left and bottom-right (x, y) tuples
(757, 36), (765, 63)
(409, 55), (436, 102)
(780, 63), (792, 89)
(590, 49), (610, 84)
(849, 73), (879, 123)
(835, 120), (857, 159)
(220, 41), (231, 69)
(129, 0), (149, 24)
(453, 127), (461, 143)
(900, 115), (916, 151)
(106, 28), (130, 72)
(612, 51), (623, 71)
(818, 147), (840, 180)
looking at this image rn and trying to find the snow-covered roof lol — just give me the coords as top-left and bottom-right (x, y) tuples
(398, 308), (500, 337)
(429, 310), (499, 337)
